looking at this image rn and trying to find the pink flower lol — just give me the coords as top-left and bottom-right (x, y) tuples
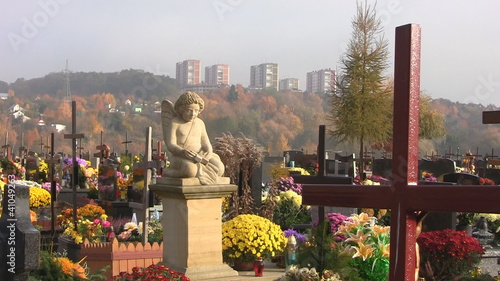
(102, 221), (110, 228)
(93, 219), (101, 225)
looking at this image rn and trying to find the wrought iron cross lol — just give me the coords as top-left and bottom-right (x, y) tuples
(64, 101), (85, 230)
(301, 24), (500, 281)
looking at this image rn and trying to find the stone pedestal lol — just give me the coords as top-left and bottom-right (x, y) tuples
(150, 177), (238, 280)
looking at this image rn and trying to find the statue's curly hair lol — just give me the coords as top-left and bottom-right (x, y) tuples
(174, 91), (204, 114)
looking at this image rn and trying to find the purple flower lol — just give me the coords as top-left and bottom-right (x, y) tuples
(283, 229), (306, 244)
(276, 177), (303, 195)
(326, 212), (349, 233)
(41, 182), (63, 193)
(63, 157), (88, 168)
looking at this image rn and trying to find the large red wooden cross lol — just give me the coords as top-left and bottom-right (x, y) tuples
(301, 24), (500, 281)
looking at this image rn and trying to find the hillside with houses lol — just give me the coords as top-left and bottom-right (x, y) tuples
(0, 70), (499, 159)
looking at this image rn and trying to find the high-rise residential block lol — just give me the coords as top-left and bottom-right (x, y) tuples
(306, 69), (335, 94)
(279, 78), (300, 91)
(176, 59), (201, 88)
(205, 64), (230, 85)
(249, 63), (279, 91)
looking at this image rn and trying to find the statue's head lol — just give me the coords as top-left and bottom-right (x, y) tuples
(174, 91), (205, 115)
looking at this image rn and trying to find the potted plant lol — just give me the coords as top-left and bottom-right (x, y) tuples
(270, 189), (312, 230)
(222, 214), (286, 270)
(417, 229), (484, 280)
(457, 212), (477, 235)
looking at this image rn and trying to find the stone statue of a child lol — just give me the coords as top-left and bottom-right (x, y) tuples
(161, 91), (224, 185)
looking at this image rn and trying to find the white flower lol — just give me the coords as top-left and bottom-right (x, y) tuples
(124, 222), (138, 231)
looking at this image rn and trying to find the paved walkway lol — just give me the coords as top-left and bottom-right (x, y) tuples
(236, 261), (285, 281)
(214, 261), (286, 281)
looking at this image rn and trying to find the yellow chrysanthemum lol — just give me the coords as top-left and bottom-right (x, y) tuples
(222, 214), (286, 263)
(29, 186), (51, 208)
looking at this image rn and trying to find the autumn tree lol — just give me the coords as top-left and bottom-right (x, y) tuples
(328, 1), (392, 176)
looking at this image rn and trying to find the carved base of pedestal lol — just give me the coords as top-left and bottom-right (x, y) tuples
(150, 179), (238, 281)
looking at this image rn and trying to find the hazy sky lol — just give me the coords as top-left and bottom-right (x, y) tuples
(2, 1), (500, 106)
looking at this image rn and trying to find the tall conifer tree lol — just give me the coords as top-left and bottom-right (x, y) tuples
(328, 1), (392, 177)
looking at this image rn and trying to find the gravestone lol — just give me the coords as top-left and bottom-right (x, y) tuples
(0, 181), (40, 281)
(250, 164), (263, 209)
(484, 159), (500, 184)
(476, 159), (486, 178)
(372, 158), (393, 179)
(443, 172), (480, 185)
(97, 164), (117, 201)
(24, 156), (39, 182)
(333, 153), (356, 178)
(418, 158), (456, 179)
(261, 156), (285, 185)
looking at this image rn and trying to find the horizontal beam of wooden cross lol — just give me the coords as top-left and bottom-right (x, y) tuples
(483, 110), (500, 124)
(302, 184), (500, 213)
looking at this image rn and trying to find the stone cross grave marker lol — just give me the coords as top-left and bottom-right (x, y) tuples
(63, 101), (85, 231)
(0, 181), (41, 281)
(300, 24), (500, 281)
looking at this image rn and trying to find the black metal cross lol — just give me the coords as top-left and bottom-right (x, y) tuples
(64, 101), (85, 230)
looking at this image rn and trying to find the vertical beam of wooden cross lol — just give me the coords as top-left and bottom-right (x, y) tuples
(389, 23), (421, 280)
(300, 24), (500, 281)
(64, 101), (84, 231)
(121, 132), (132, 158)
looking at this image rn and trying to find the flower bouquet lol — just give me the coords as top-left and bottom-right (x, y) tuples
(116, 221), (142, 242)
(270, 189), (312, 230)
(58, 204), (110, 244)
(63, 157), (91, 188)
(417, 229), (484, 280)
(335, 212), (390, 281)
(0, 157), (24, 179)
(222, 214), (286, 264)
